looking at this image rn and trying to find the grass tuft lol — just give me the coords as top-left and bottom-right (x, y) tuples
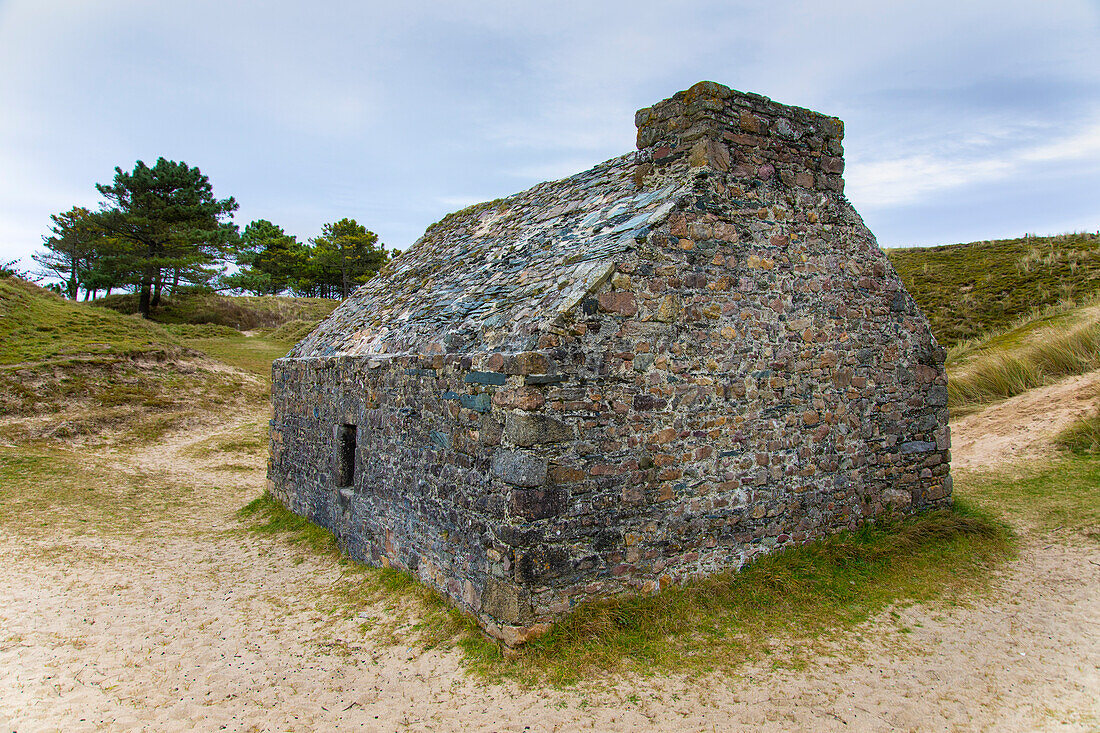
(1056, 412), (1100, 455)
(947, 319), (1100, 409)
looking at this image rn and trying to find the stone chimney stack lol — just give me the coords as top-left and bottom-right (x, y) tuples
(634, 81), (846, 193)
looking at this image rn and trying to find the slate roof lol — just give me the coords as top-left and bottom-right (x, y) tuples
(290, 151), (692, 358)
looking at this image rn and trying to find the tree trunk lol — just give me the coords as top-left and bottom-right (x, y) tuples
(341, 259), (349, 298)
(151, 268), (163, 308)
(68, 261), (78, 300)
(171, 268), (180, 295)
(138, 266), (155, 317)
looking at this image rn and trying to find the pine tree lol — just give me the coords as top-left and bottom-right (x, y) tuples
(94, 158), (238, 316)
(309, 218), (387, 299)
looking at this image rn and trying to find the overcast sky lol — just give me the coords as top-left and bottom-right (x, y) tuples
(2, 0), (1098, 271)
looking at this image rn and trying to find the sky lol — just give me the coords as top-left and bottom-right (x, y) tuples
(2, 0), (1098, 273)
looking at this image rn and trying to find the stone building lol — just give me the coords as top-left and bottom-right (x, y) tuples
(268, 82), (951, 645)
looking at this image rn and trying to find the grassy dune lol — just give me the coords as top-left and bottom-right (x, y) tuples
(887, 233), (1100, 411)
(0, 276), (183, 364)
(887, 232), (1100, 347)
(0, 277), (264, 443)
(88, 291), (332, 378)
(93, 291), (336, 330)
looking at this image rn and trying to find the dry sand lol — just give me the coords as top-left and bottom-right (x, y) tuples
(951, 369), (1100, 469)
(1, 378), (1098, 731)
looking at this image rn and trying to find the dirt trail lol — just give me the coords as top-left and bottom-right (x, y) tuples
(952, 369), (1100, 469)
(1, 390), (1098, 731)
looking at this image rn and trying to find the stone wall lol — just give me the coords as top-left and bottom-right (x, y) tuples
(269, 82), (951, 645)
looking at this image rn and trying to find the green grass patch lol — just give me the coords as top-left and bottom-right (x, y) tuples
(957, 454), (1100, 533)
(239, 492), (1010, 685)
(887, 232), (1100, 347)
(258, 318), (320, 343)
(0, 277), (181, 365)
(464, 503), (1010, 684)
(945, 298), (1090, 368)
(179, 334), (292, 377)
(161, 322), (243, 339)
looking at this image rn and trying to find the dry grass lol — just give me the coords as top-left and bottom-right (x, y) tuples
(0, 445), (194, 539)
(1055, 394), (1100, 455)
(947, 319), (1100, 409)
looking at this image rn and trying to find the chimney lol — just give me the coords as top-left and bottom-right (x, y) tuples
(634, 81), (846, 193)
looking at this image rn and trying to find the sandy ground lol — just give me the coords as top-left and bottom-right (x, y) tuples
(2, 379), (1099, 731)
(952, 369), (1100, 469)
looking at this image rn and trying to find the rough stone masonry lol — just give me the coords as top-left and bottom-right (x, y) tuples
(268, 81), (952, 646)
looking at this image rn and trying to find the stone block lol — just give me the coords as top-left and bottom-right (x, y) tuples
(598, 292), (638, 316)
(465, 371), (507, 386)
(504, 413), (573, 446)
(927, 386), (948, 406)
(459, 393), (491, 413)
(481, 576), (535, 625)
(509, 486), (568, 520)
(504, 351), (552, 375)
(491, 449), (547, 487)
(493, 386), (546, 410)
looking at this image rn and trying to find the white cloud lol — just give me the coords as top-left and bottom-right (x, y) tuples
(848, 118), (1100, 208)
(1020, 123), (1100, 163)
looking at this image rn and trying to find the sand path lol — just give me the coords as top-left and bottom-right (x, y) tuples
(952, 369), (1100, 469)
(1, 389), (1098, 731)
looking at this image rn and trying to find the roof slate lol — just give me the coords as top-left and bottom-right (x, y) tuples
(290, 152), (691, 358)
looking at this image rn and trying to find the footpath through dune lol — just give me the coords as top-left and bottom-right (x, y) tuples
(951, 368), (1100, 469)
(0, 377), (1098, 731)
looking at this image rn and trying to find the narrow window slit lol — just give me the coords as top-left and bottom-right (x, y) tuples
(337, 423), (357, 487)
